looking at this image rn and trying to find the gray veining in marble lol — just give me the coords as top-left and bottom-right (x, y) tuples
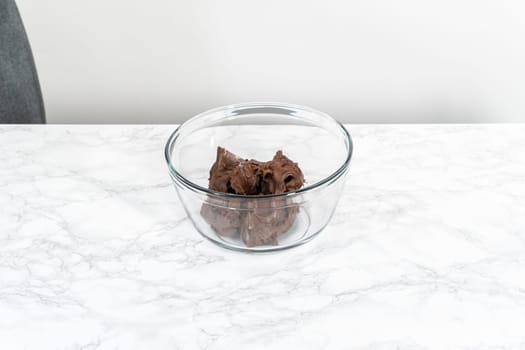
(1, 125), (525, 349)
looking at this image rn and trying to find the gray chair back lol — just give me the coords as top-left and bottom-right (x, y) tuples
(0, 0), (45, 123)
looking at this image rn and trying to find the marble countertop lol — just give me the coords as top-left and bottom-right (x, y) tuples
(1, 125), (525, 349)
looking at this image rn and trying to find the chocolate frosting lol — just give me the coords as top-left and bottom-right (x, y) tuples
(208, 147), (241, 193)
(202, 147), (305, 247)
(241, 199), (299, 247)
(259, 151), (305, 195)
(200, 199), (241, 237)
(230, 160), (261, 195)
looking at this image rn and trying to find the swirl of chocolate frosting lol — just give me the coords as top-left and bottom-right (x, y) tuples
(202, 147), (305, 247)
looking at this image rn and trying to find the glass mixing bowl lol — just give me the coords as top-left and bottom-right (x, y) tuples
(165, 102), (353, 252)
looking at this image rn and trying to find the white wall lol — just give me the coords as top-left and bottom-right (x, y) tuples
(17, 0), (525, 123)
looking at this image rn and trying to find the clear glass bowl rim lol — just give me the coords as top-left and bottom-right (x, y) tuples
(164, 102), (353, 199)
